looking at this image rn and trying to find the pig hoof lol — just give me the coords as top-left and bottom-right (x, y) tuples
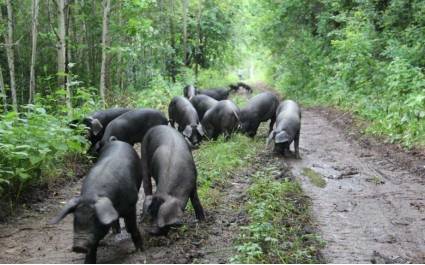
(196, 213), (206, 221)
(135, 242), (144, 251)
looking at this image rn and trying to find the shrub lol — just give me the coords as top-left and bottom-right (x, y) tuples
(0, 105), (87, 201)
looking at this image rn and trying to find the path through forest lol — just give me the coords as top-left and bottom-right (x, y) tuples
(1, 84), (425, 263)
(288, 107), (425, 263)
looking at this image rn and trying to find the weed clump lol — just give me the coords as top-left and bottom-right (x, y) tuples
(232, 166), (324, 263)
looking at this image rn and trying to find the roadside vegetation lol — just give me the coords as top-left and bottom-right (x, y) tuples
(247, 0), (425, 148)
(231, 165), (324, 264)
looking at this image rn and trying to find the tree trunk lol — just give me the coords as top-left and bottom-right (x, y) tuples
(56, 0), (72, 114)
(182, 0), (189, 66)
(29, 0), (39, 104)
(168, 0), (176, 82)
(99, 0), (111, 106)
(0, 65), (7, 112)
(195, 1), (203, 79)
(4, 0), (17, 111)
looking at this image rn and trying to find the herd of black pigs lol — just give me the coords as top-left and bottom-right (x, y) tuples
(52, 83), (301, 263)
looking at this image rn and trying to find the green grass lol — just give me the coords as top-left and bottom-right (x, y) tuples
(193, 133), (263, 208)
(302, 168), (327, 188)
(231, 166), (324, 263)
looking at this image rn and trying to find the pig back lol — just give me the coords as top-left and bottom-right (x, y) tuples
(241, 92), (279, 121)
(81, 141), (142, 211)
(101, 108), (168, 146)
(190, 95), (218, 119)
(142, 125), (196, 202)
(88, 108), (132, 125)
(169, 96), (200, 125)
(275, 100), (301, 136)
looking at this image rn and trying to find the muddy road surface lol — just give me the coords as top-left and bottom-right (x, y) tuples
(1, 86), (425, 263)
(0, 138), (273, 264)
(287, 108), (425, 263)
(0, 158), (252, 264)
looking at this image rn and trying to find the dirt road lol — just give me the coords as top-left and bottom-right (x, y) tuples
(1, 88), (425, 263)
(288, 108), (425, 263)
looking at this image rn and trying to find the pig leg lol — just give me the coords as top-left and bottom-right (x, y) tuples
(141, 157), (153, 196)
(190, 188), (205, 221)
(169, 119), (175, 128)
(269, 115), (276, 133)
(124, 208), (144, 251)
(294, 130), (300, 159)
(84, 243), (98, 264)
(112, 220), (121, 234)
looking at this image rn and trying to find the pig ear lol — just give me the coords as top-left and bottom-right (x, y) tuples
(184, 137), (194, 149)
(182, 126), (192, 138)
(91, 119), (103, 136)
(147, 196), (165, 218)
(49, 197), (80, 224)
(95, 141), (102, 152)
(142, 195), (153, 218)
(156, 198), (183, 228)
(95, 197), (119, 225)
(197, 124), (205, 136)
(275, 131), (290, 144)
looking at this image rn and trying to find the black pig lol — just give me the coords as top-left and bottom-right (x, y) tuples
(50, 139), (144, 263)
(197, 88), (231, 100)
(183, 85), (197, 99)
(168, 96), (204, 147)
(239, 92), (279, 137)
(201, 100), (240, 139)
(141, 125), (205, 234)
(228, 82), (253, 94)
(190, 94), (218, 120)
(96, 108), (168, 152)
(267, 100), (301, 158)
(69, 108), (131, 153)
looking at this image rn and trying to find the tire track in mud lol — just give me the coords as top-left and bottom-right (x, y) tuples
(286, 109), (425, 263)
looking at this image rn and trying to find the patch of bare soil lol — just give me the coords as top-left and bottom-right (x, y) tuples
(0, 156), (90, 222)
(286, 108), (425, 263)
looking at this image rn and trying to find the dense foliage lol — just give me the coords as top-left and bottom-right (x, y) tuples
(251, 0), (425, 147)
(0, 0), (243, 203)
(0, 106), (87, 201)
(0, 0), (239, 110)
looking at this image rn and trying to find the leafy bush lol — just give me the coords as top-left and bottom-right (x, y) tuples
(254, 1), (425, 148)
(135, 74), (181, 112)
(0, 106), (87, 200)
(197, 68), (239, 88)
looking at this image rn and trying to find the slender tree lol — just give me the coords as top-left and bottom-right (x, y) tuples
(99, 0), (111, 106)
(182, 0), (189, 66)
(168, 0), (177, 82)
(56, 0), (72, 113)
(0, 64), (7, 112)
(29, 0), (39, 104)
(3, 0), (17, 111)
